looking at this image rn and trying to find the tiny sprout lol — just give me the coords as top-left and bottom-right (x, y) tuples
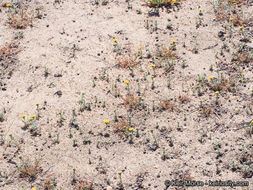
(114, 110), (118, 122)
(151, 76), (155, 89)
(136, 128), (140, 137)
(92, 80), (96, 87)
(118, 171), (124, 189)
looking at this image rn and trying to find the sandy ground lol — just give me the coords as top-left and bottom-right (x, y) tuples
(0, 0), (253, 189)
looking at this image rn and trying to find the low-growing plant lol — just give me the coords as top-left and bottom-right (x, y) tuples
(18, 156), (42, 181)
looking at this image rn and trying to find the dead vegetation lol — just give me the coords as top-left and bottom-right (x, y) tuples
(18, 157), (42, 181)
(159, 99), (177, 111)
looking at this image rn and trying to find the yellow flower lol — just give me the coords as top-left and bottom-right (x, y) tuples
(239, 26), (244, 30)
(129, 128), (134, 132)
(113, 38), (117, 43)
(172, 0), (176, 3)
(124, 80), (129, 84)
(21, 114), (26, 118)
(172, 40), (177, 44)
(138, 96), (142, 99)
(199, 8), (203, 12)
(150, 64), (155, 68)
(251, 120), (253, 124)
(30, 115), (36, 119)
(241, 73), (245, 76)
(104, 120), (110, 124)
(138, 46), (142, 50)
(31, 188), (37, 190)
(208, 75), (214, 79)
(229, 18), (233, 21)
(6, 3), (12, 7)
(118, 171), (122, 175)
(215, 91), (219, 94)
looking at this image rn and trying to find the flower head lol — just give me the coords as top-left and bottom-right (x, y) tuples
(241, 73), (245, 76)
(124, 80), (129, 84)
(31, 188), (37, 190)
(208, 75), (214, 79)
(6, 3), (12, 7)
(215, 91), (219, 94)
(172, 40), (177, 44)
(199, 8), (203, 12)
(104, 120), (110, 124)
(150, 64), (155, 68)
(113, 38), (117, 43)
(129, 127), (134, 132)
(229, 18), (233, 21)
(21, 114), (26, 118)
(239, 26), (244, 30)
(138, 46), (142, 50)
(30, 115), (36, 119)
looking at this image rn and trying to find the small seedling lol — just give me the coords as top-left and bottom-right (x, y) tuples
(118, 171), (124, 189)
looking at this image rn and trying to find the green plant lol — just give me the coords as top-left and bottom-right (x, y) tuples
(0, 108), (5, 122)
(57, 111), (65, 127)
(118, 171), (124, 189)
(71, 44), (80, 58)
(70, 108), (78, 128)
(21, 114), (36, 129)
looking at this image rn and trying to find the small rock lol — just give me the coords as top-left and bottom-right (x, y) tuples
(106, 186), (113, 190)
(218, 31), (225, 38)
(55, 90), (62, 97)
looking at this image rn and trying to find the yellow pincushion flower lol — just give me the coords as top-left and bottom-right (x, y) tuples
(104, 120), (110, 124)
(21, 114), (26, 118)
(199, 8), (203, 12)
(113, 38), (117, 43)
(124, 80), (129, 84)
(138, 46), (142, 50)
(30, 115), (36, 119)
(172, 40), (177, 44)
(239, 26), (244, 30)
(31, 188), (37, 190)
(172, 0), (176, 3)
(208, 75), (214, 79)
(241, 73), (245, 76)
(129, 128), (134, 132)
(150, 64), (155, 68)
(229, 18), (233, 21)
(6, 3), (12, 7)
(215, 91), (219, 94)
